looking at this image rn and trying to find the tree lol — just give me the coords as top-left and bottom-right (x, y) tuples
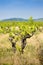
(28, 16), (34, 25)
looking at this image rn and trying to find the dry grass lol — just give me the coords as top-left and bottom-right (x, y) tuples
(0, 31), (43, 65)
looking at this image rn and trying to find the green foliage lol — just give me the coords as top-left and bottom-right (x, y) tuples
(0, 19), (43, 43)
(28, 16), (34, 25)
(16, 43), (22, 52)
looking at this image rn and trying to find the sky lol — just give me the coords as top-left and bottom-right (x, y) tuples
(0, 0), (43, 20)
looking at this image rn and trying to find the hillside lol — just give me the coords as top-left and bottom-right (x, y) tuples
(1, 18), (27, 22)
(0, 18), (43, 22)
(34, 18), (43, 21)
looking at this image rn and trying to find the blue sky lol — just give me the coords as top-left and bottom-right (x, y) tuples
(0, 0), (43, 20)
